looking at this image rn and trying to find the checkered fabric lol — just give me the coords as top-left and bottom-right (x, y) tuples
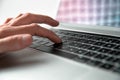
(56, 0), (120, 27)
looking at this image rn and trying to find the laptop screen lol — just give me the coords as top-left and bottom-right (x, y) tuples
(56, 0), (120, 28)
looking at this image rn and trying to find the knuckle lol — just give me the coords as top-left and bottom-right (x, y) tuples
(29, 23), (39, 32)
(31, 23), (38, 27)
(10, 36), (23, 49)
(8, 35), (21, 42)
(24, 13), (32, 17)
(30, 23), (39, 29)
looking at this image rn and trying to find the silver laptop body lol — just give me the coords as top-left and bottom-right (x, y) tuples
(0, 22), (120, 80)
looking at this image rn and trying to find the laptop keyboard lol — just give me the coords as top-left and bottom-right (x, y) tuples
(30, 29), (120, 74)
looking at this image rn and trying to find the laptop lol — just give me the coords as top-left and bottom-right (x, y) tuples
(0, 0), (120, 80)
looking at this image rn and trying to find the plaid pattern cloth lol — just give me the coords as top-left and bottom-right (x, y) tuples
(56, 0), (120, 27)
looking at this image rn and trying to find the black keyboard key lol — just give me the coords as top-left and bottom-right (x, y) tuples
(30, 44), (39, 48)
(109, 50), (120, 56)
(33, 38), (39, 42)
(53, 42), (63, 48)
(45, 42), (54, 46)
(107, 39), (120, 44)
(106, 56), (115, 63)
(79, 39), (89, 43)
(74, 56), (90, 63)
(77, 34), (86, 38)
(61, 46), (79, 53)
(113, 67), (120, 73)
(69, 47), (79, 53)
(100, 63), (114, 70)
(88, 46), (100, 51)
(95, 54), (108, 60)
(62, 40), (69, 43)
(103, 43), (116, 48)
(71, 33), (79, 37)
(98, 48), (110, 53)
(76, 49), (88, 54)
(80, 44), (91, 49)
(85, 40), (96, 44)
(84, 52), (97, 57)
(113, 40), (120, 44)
(76, 39), (85, 42)
(94, 42), (105, 46)
(106, 57), (120, 64)
(87, 59), (102, 66)
(114, 58), (120, 64)
(96, 37), (111, 42)
(114, 45), (120, 50)
(68, 42), (82, 48)
(40, 41), (49, 45)
(30, 41), (43, 48)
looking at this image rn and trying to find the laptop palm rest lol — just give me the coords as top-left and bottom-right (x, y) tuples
(0, 48), (88, 80)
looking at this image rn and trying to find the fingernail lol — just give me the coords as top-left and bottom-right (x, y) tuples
(22, 34), (32, 46)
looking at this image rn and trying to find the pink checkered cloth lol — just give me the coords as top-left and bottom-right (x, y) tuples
(56, 0), (120, 27)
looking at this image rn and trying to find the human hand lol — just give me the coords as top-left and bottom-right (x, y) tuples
(0, 13), (61, 53)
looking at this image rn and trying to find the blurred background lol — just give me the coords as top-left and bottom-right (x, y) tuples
(56, 0), (120, 27)
(0, 0), (60, 24)
(0, 0), (120, 27)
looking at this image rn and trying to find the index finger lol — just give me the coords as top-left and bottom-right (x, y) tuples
(0, 23), (62, 43)
(10, 13), (59, 26)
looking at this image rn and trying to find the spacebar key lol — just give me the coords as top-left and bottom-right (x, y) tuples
(33, 45), (77, 59)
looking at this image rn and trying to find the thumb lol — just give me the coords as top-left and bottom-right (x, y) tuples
(0, 34), (32, 53)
